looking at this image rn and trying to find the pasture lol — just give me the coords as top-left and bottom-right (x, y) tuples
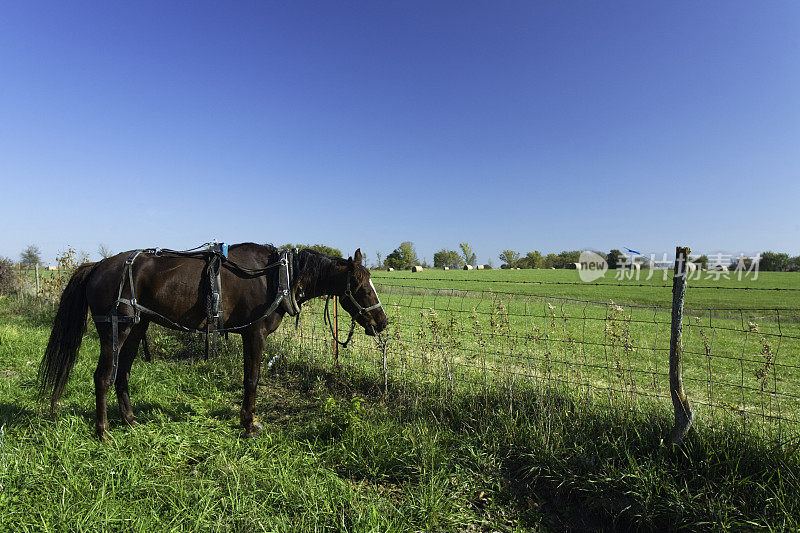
(364, 268), (800, 436)
(1, 267), (800, 530)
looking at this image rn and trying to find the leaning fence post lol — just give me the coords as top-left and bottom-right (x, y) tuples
(669, 246), (693, 444)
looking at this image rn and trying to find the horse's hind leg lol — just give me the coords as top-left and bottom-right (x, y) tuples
(240, 326), (266, 437)
(115, 322), (147, 426)
(94, 322), (132, 439)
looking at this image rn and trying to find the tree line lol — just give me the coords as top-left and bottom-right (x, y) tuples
(5, 243), (800, 279)
(376, 243), (800, 272)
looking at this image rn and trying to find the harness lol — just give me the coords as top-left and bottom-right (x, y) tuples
(93, 243), (301, 385)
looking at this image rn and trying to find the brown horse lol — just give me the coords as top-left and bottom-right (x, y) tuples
(39, 243), (387, 438)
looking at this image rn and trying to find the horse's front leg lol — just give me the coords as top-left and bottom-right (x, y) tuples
(240, 324), (267, 437)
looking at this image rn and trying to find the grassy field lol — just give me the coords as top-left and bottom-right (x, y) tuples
(361, 269), (800, 437)
(370, 268), (800, 310)
(2, 296), (800, 530)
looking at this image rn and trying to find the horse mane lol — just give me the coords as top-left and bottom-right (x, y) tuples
(295, 248), (363, 294)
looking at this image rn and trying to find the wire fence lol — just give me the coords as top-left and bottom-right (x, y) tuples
(272, 270), (800, 447)
(17, 252), (800, 446)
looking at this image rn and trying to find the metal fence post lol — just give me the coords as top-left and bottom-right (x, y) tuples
(669, 246), (693, 444)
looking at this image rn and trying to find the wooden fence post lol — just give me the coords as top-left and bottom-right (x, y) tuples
(333, 295), (339, 370)
(669, 246), (693, 444)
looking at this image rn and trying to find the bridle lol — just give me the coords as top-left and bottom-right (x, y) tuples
(324, 271), (383, 347)
(344, 275), (383, 316)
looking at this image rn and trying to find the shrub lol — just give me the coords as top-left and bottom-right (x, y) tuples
(0, 257), (19, 295)
(41, 248), (91, 300)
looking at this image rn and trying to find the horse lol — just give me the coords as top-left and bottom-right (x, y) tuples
(39, 243), (387, 438)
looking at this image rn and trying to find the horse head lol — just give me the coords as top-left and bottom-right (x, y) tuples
(338, 248), (388, 335)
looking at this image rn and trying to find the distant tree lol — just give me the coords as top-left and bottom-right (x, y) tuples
(759, 251), (791, 272)
(542, 253), (559, 269)
(98, 243), (114, 259)
(729, 254), (755, 271)
(499, 250), (520, 269)
(694, 255), (709, 270)
(790, 256), (800, 273)
(557, 250), (581, 269)
(606, 249), (623, 270)
(20, 245), (42, 267)
(375, 251), (383, 269)
(281, 243), (343, 258)
(433, 249), (464, 269)
(385, 241), (418, 270)
(459, 242), (477, 267)
(518, 251), (543, 269)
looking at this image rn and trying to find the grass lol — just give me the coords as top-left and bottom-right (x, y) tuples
(2, 295), (800, 530)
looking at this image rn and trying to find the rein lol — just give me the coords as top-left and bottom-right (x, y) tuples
(324, 294), (356, 347)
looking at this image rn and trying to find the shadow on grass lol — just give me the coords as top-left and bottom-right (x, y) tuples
(0, 402), (38, 428)
(264, 352), (800, 530)
(127, 401), (197, 423)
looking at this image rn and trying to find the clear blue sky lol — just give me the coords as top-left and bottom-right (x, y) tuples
(2, 1), (799, 265)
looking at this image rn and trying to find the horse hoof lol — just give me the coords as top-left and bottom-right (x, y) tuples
(243, 422), (263, 438)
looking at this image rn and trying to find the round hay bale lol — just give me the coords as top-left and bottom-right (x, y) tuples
(476, 265), (485, 270)
(443, 266), (449, 271)
(463, 264), (473, 270)
(411, 265), (423, 272)
(387, 267), (394, 272)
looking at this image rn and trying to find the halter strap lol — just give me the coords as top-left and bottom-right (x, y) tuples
(343, 274), (383, 315)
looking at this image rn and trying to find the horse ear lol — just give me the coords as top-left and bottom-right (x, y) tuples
(354, 248), (363, 265)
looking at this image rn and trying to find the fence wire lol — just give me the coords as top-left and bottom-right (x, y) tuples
(273, 278), (800, 446)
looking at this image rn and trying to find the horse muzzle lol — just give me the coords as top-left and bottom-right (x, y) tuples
(365, 319), (389, 336)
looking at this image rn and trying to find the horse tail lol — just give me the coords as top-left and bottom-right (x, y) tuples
(39, 262), (98, 410)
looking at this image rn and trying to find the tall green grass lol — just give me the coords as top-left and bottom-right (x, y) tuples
(361, 270), (800, 437)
